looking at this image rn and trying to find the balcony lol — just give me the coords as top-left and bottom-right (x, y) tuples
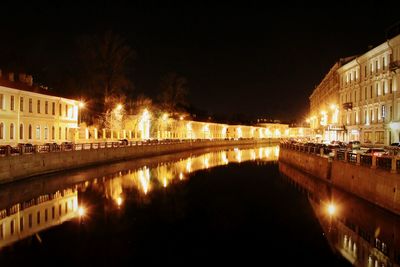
(343, 102), (353, 110)
(390, 60), (400, 71)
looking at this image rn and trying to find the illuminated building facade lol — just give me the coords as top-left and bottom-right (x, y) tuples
(0, 72), (79, 146)
(0, 188), (78, 249)
(309, 58), (354, 142)
(338, 34), (400, 145)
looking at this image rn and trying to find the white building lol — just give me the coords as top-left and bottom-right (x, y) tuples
(338, 34), (400, 146)
(0, 72), (79, 146)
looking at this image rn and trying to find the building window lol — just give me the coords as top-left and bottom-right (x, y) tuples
(370, 63), (373, 74)
(10, 95), (15, 111)
(19, 217), (23, 232)
(0, 223), (3, 239)
(65, 105), (68, 117)
(10, 123), (14, 139)
(10, 220), (14, 235)
(382, 105), (386, 120)
(370, 86), (372, 99)
(19, 124), (23, 140)
(45, 209), (48, 222)
(65, 127), (68, 140)
(65, 202), (68, 213)
(44, 126), (48, 140)
(59, 103), (62, 116)
(375, 60), (378, 71)
(52, 126), (55, 140)
(364, 87), (366, 100)
(383, 57), (386, 70)
(37, 100), (41, 113)
(52, 206), (55, 219)
(364, 110), (368, 124)
(20, 97), (24, 112)
(45, 101), (48, 114)
(0, 123), (3, 139)
(364, 132), (372, 143)
(29, 98), (32, 113)
(59, 127), (62, 140)
(28, 214), (32, 228)
(0, 94), (3, 109)
(37, 211), (40, 225)
(364, 65), (367, 77)
(390, 106), (393, 121)
(376, 131), (384, 144)
(376, 83), (379, 96)
(28, 124), (32, 139)
(36, 126), (40, 140)
(52, 102), (55, 115)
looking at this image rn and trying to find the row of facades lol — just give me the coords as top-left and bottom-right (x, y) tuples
(309, 33), (400, 146)
(0, 72), (311, 146)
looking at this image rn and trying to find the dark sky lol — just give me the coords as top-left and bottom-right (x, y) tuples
(0, 1), (399, 122)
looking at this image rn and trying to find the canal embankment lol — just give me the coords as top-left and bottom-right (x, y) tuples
(0, 139), (277, 184)
(279, 143), (400, 215)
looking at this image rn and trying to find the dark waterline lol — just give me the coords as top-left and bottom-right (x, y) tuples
(0, 146), (351, 266)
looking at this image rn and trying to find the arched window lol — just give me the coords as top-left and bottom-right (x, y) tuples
(0, 122), (4, 139)
(44, 126), (48, 140)
(10, 123), (14, 139)
(28, 124), (32, 139)
(35, 126), (40, 140)
(19, 124), (23, 140)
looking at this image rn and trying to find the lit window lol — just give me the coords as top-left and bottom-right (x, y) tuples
(20, 97), (24, 112)
(0, 122), (3, 139)
(36, 126), (40, 140)
(10, 123), (14, 139)
(10, 95), (14, 111)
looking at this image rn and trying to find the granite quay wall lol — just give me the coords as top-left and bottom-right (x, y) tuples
(279, 143), (400, 215)
(0, 139), (277, 184)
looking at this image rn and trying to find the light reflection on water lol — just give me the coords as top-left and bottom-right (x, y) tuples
(279, 161), (400, 267)
(0, 146), (278, 250)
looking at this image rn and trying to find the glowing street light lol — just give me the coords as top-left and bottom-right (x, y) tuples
(327, 203), (336, 216)
(116, 104), (123, 111)
(78, 206), (86, 217)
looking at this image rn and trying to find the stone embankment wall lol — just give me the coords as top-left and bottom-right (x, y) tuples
(0, 139), (275, 184)
(279, 146), (400, 215)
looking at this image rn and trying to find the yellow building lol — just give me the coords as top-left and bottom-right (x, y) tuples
(309, 58), (354, 142)
(0, 188), (78, 249)
(338, 34), (400, 145)
(0, 72), (79, 146)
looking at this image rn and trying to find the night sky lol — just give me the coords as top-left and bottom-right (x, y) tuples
(0, 1), (399, 122)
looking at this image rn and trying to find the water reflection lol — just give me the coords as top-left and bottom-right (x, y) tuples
(279, 161), (400, 267)
(0, 146), (278, 250)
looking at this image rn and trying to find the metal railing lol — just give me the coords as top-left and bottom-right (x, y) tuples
(280, 142), (399, 173)
(0, 138), (274, 157)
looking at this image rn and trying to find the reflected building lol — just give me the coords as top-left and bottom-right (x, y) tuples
(279, 161), (400, 267)
(0, 188), (78, 249)
(0, 145), (278, 249)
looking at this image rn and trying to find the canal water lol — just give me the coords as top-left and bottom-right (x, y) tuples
(1, 145), (394, 266)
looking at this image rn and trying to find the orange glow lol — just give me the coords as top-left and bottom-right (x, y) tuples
(78, 206), (86, 217)
(327, 203), (336, 216)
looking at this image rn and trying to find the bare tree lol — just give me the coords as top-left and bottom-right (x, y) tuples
(158, 72), (188, 115)
(78, 31), (135, 113)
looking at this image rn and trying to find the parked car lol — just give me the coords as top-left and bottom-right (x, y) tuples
(118, 139), (129, 145)
(347, 141), (361, 150)
(363, 148), (387, 157)
(61, 142), (74, 150)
